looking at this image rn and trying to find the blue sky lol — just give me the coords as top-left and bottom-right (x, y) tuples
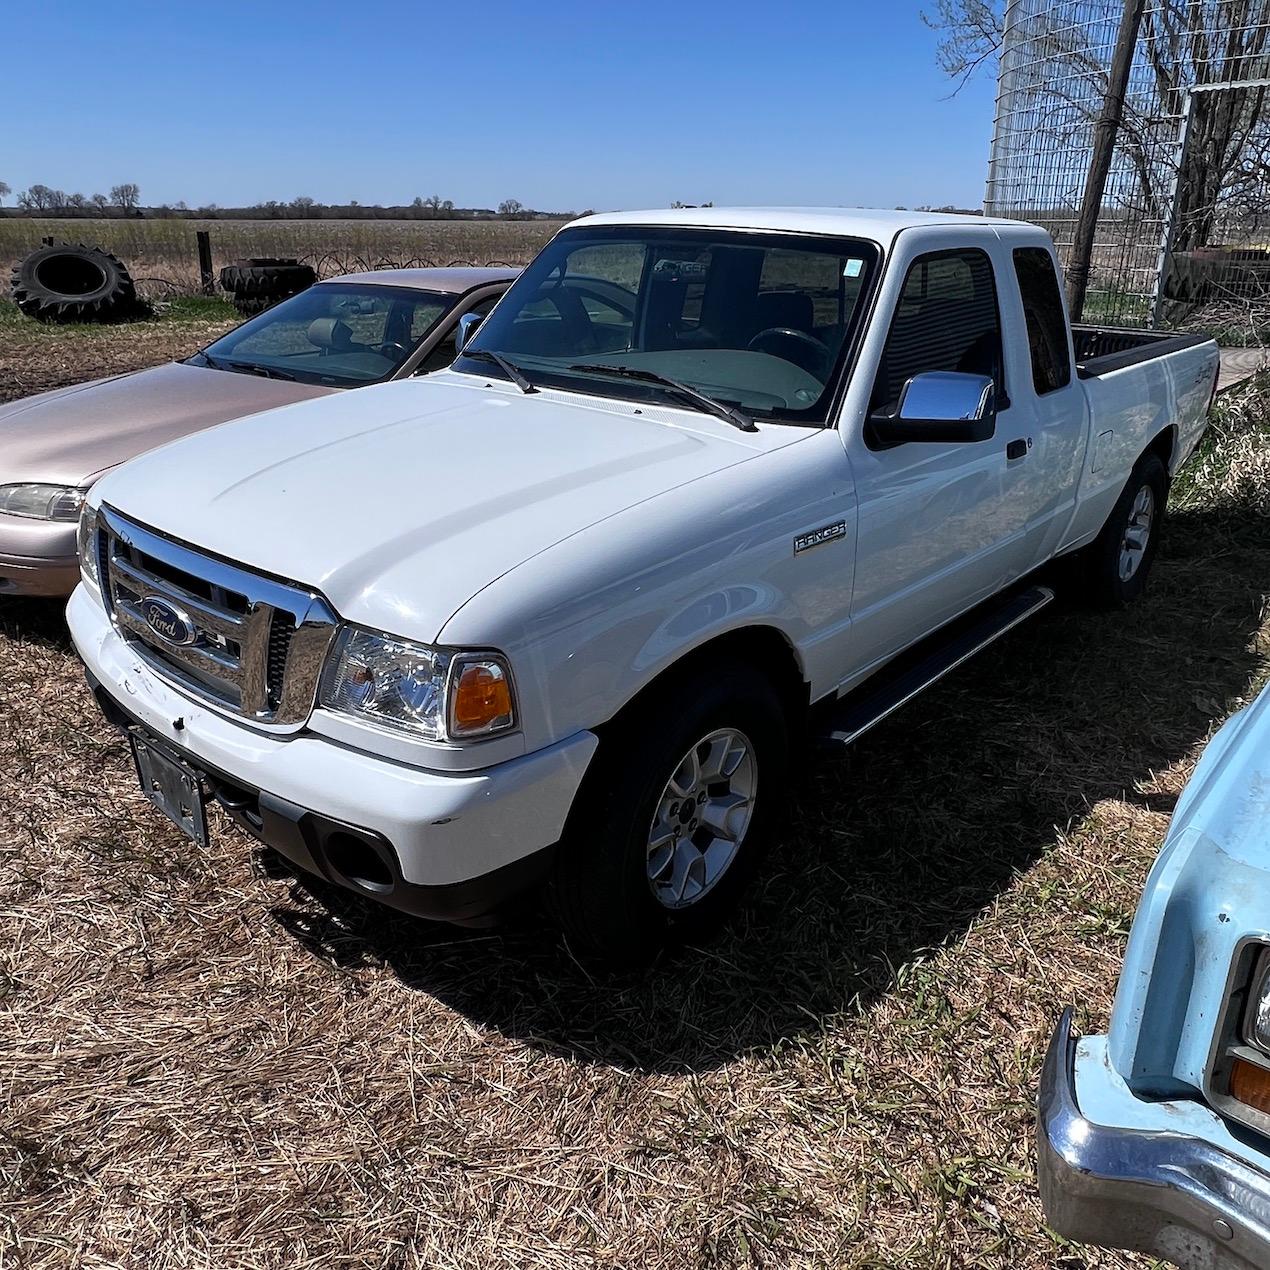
(4, 1), (998, 212)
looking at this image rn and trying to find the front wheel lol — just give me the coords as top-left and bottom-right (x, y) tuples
(550, 659), (789, 963)
(1071, 451), (1169, 609)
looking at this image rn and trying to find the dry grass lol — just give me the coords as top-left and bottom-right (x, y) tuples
(0, 298), (238, 402)
(2, 316), (1270, 1267)
(0, 219), (564, 298)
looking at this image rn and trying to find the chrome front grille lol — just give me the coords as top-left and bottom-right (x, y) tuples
(98, 505), (338, 728)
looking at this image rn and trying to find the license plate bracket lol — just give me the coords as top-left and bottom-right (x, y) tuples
(129, 727), (209, 847)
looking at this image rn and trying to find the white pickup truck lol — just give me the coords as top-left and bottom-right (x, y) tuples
(68, 208), (1220, 959)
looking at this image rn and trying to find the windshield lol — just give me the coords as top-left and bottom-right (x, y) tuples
(192, 283), (455, 387)
(455, 226), (879, 424)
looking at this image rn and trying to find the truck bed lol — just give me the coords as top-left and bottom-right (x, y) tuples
(1072, 324), (1212, 379)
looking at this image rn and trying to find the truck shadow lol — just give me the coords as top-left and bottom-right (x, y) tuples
(0, 597), (74, 652)
(263, 502), (1266, 1073)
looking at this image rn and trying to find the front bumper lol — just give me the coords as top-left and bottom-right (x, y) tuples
(0, 515), (79, 596)
(69, 584), (598, 923)
(1039, 1009), (1270, 1269)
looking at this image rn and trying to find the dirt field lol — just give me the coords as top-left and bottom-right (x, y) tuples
(2, 306), (1269, 1268)
(0, 218), (564, 297)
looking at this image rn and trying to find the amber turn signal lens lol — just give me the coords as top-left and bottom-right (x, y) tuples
(1231, 1057), (1270, 1115)
(451, 660), (513, 735)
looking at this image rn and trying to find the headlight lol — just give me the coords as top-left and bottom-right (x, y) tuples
(319, 626), (516, 741)
(1247, 948), (1270, 1052)
(77, 502), (100, 587)
(0, 483), (86, 521)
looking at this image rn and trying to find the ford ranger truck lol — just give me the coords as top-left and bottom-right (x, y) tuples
(68, 208), (1220, 959)
(1040, 678), (1270, 1269)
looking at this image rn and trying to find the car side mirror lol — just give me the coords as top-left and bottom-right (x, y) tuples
(455, 311), (484, 353)
(869, 371), (997, 446)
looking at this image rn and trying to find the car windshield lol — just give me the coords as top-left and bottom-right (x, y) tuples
(191, 283), (455, 387)
(455, 226), (879, 424)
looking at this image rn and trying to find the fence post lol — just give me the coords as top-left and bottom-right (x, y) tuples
(1066, 0), (1146, 322)
(196, 230), (215, 296)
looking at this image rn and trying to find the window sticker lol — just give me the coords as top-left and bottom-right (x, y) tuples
(843, 259), (864, 278)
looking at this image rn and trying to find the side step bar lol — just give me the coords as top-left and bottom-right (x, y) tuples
(820, 584), (1055, 747)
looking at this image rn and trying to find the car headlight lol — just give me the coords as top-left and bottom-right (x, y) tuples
(1247, 948), (1270, 1052)
(77, 502), (100, 587)
(0, 483), (86, 521)
(319, 626), (516, 741)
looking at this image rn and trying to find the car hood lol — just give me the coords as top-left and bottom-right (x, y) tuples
(92, 373), (805, 640)
(0, 360), (332, 487)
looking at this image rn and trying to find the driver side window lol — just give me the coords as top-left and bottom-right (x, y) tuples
(870, 249), (1004, 415)
(415, 291), (502, 376)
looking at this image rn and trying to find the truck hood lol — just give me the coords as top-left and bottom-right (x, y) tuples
(92, 374), (805, 640)
(0, 360), (331, 487)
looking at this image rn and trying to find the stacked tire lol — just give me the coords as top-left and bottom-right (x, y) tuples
(219, 258), (316, 317)
(10, 242), (140, 323)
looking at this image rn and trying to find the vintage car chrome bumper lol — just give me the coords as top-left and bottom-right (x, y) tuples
(1039, 1009), (1270, 1270)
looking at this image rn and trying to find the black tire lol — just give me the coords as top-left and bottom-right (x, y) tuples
(9, 242), (138, 323)
(219, 258), (315, 300)
(1070, 451), (1169, 609)
(231, 293), (282, 318)
(550, 658), (790, 963)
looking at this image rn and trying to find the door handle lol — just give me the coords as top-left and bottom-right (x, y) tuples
(1006, 437), (1030, 461)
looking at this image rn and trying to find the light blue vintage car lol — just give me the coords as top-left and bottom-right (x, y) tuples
(1040, 680), (1270, 1268)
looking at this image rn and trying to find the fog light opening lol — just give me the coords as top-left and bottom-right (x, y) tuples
(323, 831), (395, 894)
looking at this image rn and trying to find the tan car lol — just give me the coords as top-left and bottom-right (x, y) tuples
(0, 266), (517, 597)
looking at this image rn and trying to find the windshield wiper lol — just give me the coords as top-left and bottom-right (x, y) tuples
(227, 360), (297, 382)
(464, 348), (537, 394)
(196, 352), (296, 382)
(567, 363), (756, 433)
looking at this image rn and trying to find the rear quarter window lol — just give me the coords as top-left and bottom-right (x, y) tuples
(1013, 246), (1072, 395)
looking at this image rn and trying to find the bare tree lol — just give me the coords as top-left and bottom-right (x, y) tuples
(1139, 0), (1270, 249)
(498, 198), (524, 218)
(18, 184), (57, 211)
(928, 0), (1270, 248)
(921, 0), (1004, 91)
(90, 192), (109, 214)
(0, 181), (9, 207)
(291, 194), (316, 217)
(110, 182), (141, 212)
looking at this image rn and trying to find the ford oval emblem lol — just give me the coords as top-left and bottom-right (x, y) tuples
(140, 596), (197, 647)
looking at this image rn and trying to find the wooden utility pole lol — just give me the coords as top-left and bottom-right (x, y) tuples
(1066, 0), (1146, 321)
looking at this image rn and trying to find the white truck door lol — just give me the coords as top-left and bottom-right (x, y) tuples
(997, 242), (1087, 564)
(839, 242), (1035, 683)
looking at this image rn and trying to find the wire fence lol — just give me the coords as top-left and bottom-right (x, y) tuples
(986, 0), (1270, 330)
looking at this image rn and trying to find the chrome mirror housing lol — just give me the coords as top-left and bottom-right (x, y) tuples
(455, 311), (484, 353)
(871, 371), (997, 445)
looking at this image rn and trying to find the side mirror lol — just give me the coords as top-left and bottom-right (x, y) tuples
(455, 311), (484, 353)
(869, 371), (997, 446)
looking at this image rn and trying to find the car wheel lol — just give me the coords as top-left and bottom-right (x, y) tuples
(1074, 451), (1169, 608)
(550, 658), (790, 963)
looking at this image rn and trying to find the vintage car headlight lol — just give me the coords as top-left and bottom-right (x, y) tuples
(1246, 947), (1270, 1052)
(77, 502), (100, 587)
(0, 482), (86, 521)
(319, 627), (516, 741)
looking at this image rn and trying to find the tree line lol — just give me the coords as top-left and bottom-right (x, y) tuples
(0, 183), (572, 222)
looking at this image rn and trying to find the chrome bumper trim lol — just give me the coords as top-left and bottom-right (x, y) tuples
(1038, 1008), (1270, 1270)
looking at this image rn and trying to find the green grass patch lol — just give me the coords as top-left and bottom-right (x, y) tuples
(0, 294), (236, 333)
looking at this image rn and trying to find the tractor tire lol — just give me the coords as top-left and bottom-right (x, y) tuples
(10, 242), (138, 323)
(230, 293), (282, 318)
(219, 258), (315, 301)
